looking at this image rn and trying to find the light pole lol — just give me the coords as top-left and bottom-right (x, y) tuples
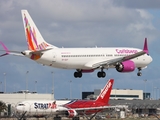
(26, 71), (29, 91)
(51, 71), (54, 95)
(80, 84), (82, 99)
(154, 87), (157, 100)
(143, 79), (147, 99)
(157, 88), (159, 100)
(3, 73), (6, 93)
(35, 81), (37, 92)
(14, 84), (16, 92)
(46, 84), (48, 93)
(70, 80), (72, 99)
(159, 88), (160, 100)
(0, 81), (2, 92)
(152, 82), (154, 99)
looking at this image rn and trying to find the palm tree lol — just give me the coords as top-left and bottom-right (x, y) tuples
(0, 101), (7, 113)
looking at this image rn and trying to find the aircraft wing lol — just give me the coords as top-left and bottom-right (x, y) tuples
(71, 104), (127, 111)
(69, 105), (116, 111)
(86, 38), (149, 69)
(56, 105), (125, 115)
(85, 50), (146, 69)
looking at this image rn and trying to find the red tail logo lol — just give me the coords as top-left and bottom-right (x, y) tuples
(96, 79), (114, 104)
(100, 81), (112, 99)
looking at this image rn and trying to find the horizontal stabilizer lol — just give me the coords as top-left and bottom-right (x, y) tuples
(0, 41), (23, 57)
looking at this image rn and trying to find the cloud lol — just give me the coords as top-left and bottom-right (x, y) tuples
(0, 0), (158, 48)
(112, 0), (160, 9)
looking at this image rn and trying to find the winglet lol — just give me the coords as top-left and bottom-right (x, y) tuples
(143, 38), (149, 54)
(95, 79), (114, 104)
(0, 41), (9, 57)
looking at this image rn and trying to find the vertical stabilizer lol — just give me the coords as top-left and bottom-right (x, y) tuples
(95, 79), (114, 104)
(21, 10), (57, 51)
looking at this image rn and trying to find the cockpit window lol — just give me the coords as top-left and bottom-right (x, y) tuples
(18, 104), (25, 106)
(65, 100), (76, 105)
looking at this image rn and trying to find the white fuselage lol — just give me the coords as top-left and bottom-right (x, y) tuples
(27, 47), (152, 70)
(16, 100), (70, 116)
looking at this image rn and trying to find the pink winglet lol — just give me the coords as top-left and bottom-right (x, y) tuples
(143, 38), (149, 54)
(0, 41), (9, 57)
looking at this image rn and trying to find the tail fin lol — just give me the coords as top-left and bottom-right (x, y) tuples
(21, 10), (57, 51)
(95, 79), (114, 104)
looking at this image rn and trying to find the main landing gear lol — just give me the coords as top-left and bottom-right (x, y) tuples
(74, 67), (142, 78)
(74, 71), (82, 78)
(97, 71), (106, 78)
(97, 67), (106, 78)
(74, 69), (106, 78)
(137, 68), (142, 76)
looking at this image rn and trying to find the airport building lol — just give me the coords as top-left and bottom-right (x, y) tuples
(83, 88), (150, 100)
(0, 90), (54, 105)
(0, 88), (159, 120)
(98, 89), (143, 100)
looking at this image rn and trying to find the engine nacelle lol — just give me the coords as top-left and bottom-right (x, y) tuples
(65, 109), (78, 118)
(116, 60), (135, 72)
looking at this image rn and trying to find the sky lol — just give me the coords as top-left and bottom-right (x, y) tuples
(0, 0), (160, 100)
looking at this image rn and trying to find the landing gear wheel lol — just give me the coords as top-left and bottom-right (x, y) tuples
(74, 72), (82, 78)
(137, 72), (142, 76)
(137, 68), (142, 76)
(97, 71), (106, 78)
(102, 72), (106, 78)
(97, 72), (101, 78)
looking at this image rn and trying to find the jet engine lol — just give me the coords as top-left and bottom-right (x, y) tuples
(116, 60), (135, 72)
(65, 109), (78, 118)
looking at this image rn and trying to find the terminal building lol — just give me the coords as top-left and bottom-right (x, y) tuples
(82, 88), (151, 100)
(97, 89), (143, 100)
(0, 90), (54, 105)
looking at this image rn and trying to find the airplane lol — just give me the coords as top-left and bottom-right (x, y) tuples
(15, 79), (117, 120)
(0, 10), (152, 78)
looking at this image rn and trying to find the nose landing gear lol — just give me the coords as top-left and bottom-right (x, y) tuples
(137, 68), (142, 76)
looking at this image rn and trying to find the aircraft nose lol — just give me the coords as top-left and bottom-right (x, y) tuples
(16, 106), (21, 111)
(149, 55), (153, 63)
(16, 105), (25, 112)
